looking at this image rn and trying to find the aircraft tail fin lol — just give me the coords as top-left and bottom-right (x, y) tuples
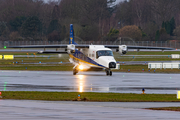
(69, 24), (77, 44)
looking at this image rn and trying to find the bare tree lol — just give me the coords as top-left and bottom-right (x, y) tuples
(150, 0), (179, 26)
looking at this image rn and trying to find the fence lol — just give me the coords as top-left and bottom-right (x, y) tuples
(148, 63), (180, 69)
(1, 40), (180, 49)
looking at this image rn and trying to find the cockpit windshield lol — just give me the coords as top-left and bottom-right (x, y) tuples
(96, 50), (113, 58)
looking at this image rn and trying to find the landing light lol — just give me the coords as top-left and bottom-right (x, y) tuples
(79, 65), (84, 70)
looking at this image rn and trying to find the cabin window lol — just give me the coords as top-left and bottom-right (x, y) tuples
(92, 54), (94, 57)
(96, 50), (113, 58)
(89, 54), (91, 57)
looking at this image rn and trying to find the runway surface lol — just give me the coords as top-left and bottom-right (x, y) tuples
(0, 100), (180, 120)
(0, 71), (180, 94)
(1, 71), (180, 120)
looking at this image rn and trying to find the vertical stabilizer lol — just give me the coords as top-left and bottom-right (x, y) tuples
(69, 24), (75, 44)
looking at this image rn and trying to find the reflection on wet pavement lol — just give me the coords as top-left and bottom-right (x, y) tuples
(0, 71), (180, 94)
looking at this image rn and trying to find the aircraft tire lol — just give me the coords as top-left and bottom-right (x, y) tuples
(110, 71), (112, 76)
(106, 71), (109, 76)
(73, 69), (78, 75)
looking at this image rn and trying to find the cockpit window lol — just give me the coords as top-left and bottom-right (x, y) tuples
(96, 50), (113, 58)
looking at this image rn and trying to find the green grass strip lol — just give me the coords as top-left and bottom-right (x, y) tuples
(0, 65), (180, 73)
(1, 91), (180, 102)
(0, 65), (73, 71)
(147, 107), (180, 111)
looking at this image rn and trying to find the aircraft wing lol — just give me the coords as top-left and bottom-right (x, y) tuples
(7, 44), (89, 49)
(104, 45), (174, 50)
(7, 45), (68, 48)
(7, 44), (174, 50)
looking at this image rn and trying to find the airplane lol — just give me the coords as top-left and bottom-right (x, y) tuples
(7, 24), (174, 76)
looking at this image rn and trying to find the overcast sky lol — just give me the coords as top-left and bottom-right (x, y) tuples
(43, 0), (126, 4)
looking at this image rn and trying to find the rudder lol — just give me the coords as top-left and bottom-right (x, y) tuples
(69, 24), (75, 44)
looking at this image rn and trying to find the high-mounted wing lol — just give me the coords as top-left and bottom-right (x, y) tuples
(6, 44), (89, 54)
(7, 44), (89, 49)
(6, 44), (174, 55)
(104, 45), (174, 50)
(104, 45), (174, 55)
(7, 45), (67, 48)
(7, 44), (174, 50)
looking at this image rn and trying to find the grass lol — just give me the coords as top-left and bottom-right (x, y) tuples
(116, 58), (179, 61)
(0, 59), (68, 64)
(2, 91), (180, 112)
(114, 51), (180, 61)
(0, 51), (180, 72)
(0, 65), (73, 71)
(118, 65), (180, 73)
(1, 57), (178, 63)
(0, 65), (180, 73)
(125, 51), (180, 55)
(147, 107), (180, 112)
(1, 91), (180, 102)
(0, 51), (179, 64)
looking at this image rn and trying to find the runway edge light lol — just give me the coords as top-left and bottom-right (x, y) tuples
(142, 88), (145, 94)
(177, 91), (180, 99)
(77, 95), (81, 101)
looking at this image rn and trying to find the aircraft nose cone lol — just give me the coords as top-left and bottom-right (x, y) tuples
(109, 62), (116, 68)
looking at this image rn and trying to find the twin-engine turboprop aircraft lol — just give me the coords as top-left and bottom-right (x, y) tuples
(8, 24), (174, 76)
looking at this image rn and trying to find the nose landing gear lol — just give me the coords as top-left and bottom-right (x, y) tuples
(73, 69), (78, 75)
(73, 66), (79, 75)
(106, 69), (112, 76)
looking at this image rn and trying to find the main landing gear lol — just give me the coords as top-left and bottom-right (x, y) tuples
(106, 69), (112, 76)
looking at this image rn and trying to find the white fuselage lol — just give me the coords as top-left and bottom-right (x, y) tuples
(69, 45), (116, 69)
(89, 45), (116, 68)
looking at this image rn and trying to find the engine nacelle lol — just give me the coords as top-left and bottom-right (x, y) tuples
(118, 45), (127, 55)
(67, 44), (75, 54)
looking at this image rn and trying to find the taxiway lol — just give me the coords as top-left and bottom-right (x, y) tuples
(0, 100), (180, 120)
(0, 71), (179, 94)
(0, 71), (180, 120)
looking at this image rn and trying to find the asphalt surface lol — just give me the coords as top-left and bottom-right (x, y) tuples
(1, 71), (180, 120)
(0, 100), (180, 120)
(0, 71), (180, 94)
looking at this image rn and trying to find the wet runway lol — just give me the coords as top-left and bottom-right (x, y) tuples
(0, 100), (180, 120)
(1, 71), (180, 120)
(0, 71), (180, 94)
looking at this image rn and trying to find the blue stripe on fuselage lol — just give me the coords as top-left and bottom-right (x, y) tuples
(72, 50), (106, 68)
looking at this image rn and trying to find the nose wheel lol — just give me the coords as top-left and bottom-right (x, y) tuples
(73, 67), (78, 75)
(73, 69), (78, 75)
(106, 69), (112, 76)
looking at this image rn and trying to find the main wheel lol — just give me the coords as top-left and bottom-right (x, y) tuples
(109, 71), (112, 76)
(106, 70), (109, 76)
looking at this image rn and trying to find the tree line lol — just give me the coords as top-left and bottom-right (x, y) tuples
(0, 0), (180, 42)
